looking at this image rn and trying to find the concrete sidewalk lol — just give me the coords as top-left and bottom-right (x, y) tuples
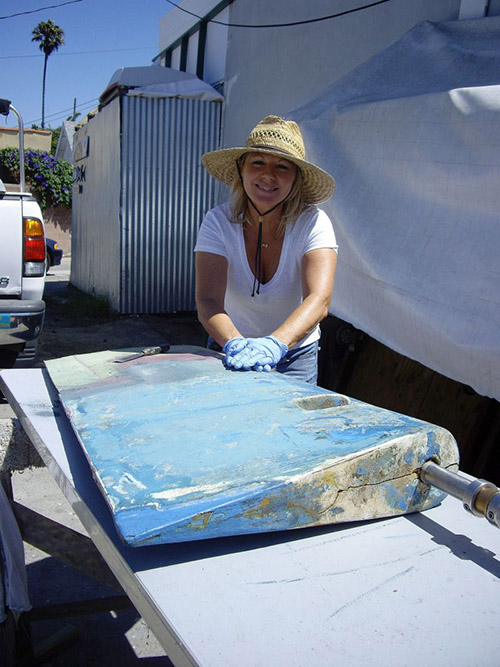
(1, 259), (205, 665)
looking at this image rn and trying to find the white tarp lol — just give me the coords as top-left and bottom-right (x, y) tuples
(105, 65), (196, 90)
(102, 66), (224, 102)
(291, 17), (500, 400)
(128, 79), (223, 102)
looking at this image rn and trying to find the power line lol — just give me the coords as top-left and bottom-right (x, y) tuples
(164, 0), (391, 28)
(0, 46), (156, 60)
(0, 0), (83, 21)
(27, 103), (97, 127)
(25, 98), (98, 127)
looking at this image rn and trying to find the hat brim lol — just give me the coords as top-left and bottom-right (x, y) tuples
(202, 146), (335, 205)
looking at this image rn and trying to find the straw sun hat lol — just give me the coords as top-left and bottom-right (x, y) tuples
(201, 115), (335, 205)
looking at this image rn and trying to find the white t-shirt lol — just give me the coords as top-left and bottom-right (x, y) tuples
(194, 202), (338, 349)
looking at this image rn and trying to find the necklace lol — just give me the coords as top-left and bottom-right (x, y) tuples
(243, 220), (277, 248)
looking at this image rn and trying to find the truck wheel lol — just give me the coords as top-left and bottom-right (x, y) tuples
(0, 349), (19, 369)
(0, 341), (39, 369)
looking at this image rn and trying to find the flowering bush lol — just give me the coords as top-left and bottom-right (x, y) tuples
(0, 148), (72, 211)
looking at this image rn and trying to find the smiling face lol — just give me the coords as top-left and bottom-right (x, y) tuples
(240, 152), (297, 214)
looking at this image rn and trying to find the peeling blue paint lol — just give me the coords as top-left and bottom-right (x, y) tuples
(382, 482), (411, 512)
(46, 348), (460, 545)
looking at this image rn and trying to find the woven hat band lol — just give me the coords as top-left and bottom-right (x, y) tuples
(244, 116), (306, 160)
(246, 144), (298, 159)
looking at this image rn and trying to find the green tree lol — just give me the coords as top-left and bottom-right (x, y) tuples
(50, 126), (61, 154)
(31, 20), (65, 129)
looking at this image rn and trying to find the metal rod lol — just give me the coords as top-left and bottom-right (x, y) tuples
(420, 461), (500, 528)
(8, 104), (25, 192)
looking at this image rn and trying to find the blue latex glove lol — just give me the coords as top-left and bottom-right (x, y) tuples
(222, 337), (248, 365)
(226, 336), (288, 372)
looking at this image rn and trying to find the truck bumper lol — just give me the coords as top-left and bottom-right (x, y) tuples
(0, 300), (45, 345)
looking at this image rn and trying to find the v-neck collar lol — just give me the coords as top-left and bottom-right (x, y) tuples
(240, 223), (287, 290)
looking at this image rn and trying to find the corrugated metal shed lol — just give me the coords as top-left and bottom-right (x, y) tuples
(71, 73), (222, 314)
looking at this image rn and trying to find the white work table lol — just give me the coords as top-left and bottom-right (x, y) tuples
(1, 367), (499, 666)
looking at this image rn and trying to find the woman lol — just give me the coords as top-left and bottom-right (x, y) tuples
(195, 115), (337, 384)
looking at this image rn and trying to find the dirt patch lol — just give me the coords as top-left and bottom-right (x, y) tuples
(36, 273), (206, 365)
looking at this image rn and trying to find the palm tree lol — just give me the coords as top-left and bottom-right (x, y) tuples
(32, 20), (65, 129)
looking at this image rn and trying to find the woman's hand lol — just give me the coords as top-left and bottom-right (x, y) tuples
(225, 336), (288, 372)
(222, 337), (249, 365)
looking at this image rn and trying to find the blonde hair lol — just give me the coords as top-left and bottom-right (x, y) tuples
(229, 154), (309, 237)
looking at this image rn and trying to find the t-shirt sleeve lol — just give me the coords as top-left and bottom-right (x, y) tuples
(303, 208), (338, 255)
(194, 209), (228, 258)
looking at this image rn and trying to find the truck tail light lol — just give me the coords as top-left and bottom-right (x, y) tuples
(24, 216), (46, 276)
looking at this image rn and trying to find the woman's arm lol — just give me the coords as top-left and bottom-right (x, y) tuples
(195, 251), (242, 346)
(272, 247), (337, 349)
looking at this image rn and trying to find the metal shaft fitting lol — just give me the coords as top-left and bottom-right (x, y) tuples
(420, 461), (500, 528)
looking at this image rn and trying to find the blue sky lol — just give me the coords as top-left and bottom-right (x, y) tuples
(1, 0), (173, 128)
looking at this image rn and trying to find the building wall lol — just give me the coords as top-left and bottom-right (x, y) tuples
(222, 0), (461, 146)
(203, 6), (229, 85)
(158, 0), (223, 50)
(71, 100), (122, 307)
(156, 0), (230, 86)
(44, 206), (72, 255)
(155, 0), (469, 149)
(0, 126), (52, 152)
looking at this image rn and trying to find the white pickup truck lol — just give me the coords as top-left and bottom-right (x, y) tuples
(0, 99), (46, 367)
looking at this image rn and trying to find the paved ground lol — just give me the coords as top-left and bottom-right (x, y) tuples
(1, 258), (206, 665)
